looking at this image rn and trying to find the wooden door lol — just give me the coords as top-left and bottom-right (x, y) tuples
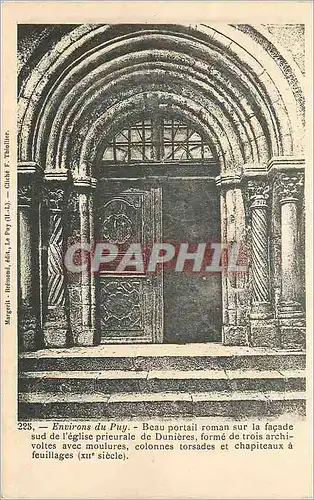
(95, 185), (163, 343)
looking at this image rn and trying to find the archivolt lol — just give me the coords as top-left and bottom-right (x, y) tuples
(18, 24), (303, 176)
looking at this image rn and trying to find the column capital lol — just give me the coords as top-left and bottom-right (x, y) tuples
(18, 163), (43, 207)
(43, 172), (71, 212)
(245, 179), (270, 209)
(46, 187), (68, 212)
(18, 185), (34, 207)
(274, 171), (304, 204)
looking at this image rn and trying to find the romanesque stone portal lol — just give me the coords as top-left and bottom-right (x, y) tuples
(17, 24), (306, 350)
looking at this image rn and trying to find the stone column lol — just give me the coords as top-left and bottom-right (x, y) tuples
(246, 179), (278, 347)
(43, 173), (70, 347)
(275, 171), (305, 348)
(216, 175), (250, 346)
(67, 178), (97, 346)
(17, 163), (43, 351)
(247, 180), (272, 317)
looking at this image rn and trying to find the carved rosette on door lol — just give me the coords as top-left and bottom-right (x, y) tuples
(95, 187), (163, 343)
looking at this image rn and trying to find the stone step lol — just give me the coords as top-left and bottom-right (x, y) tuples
(18, 390), (306, 419)
(19, 345), (306, 372)
(18, 369), (306, 394)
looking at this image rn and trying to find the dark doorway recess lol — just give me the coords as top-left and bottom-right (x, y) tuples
(161, 179), (222, 343)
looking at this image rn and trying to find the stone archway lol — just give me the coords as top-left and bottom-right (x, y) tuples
(17, 24), (305, 351)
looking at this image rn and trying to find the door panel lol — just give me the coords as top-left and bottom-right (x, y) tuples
(162, 179), (222, 343)
(95, 186), (163, 343)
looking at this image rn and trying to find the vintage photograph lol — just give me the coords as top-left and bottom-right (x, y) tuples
(17, 22), (306, 421)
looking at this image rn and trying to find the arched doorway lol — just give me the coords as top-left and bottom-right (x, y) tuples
(17, 24), (305, 350)
(92, 115), (222, 344)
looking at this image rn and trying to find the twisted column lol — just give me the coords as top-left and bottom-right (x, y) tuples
(248, 181), (272, 319)
(43, 178), (70, 347)
(47, 209), (65, 307)
(245, 177), (278, 347)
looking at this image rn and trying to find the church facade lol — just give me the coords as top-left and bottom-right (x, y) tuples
(18, 24), (306, 353)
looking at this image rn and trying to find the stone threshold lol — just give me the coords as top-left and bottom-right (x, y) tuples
(19, 369), (305, 380)
(19, 342), (305, 359)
